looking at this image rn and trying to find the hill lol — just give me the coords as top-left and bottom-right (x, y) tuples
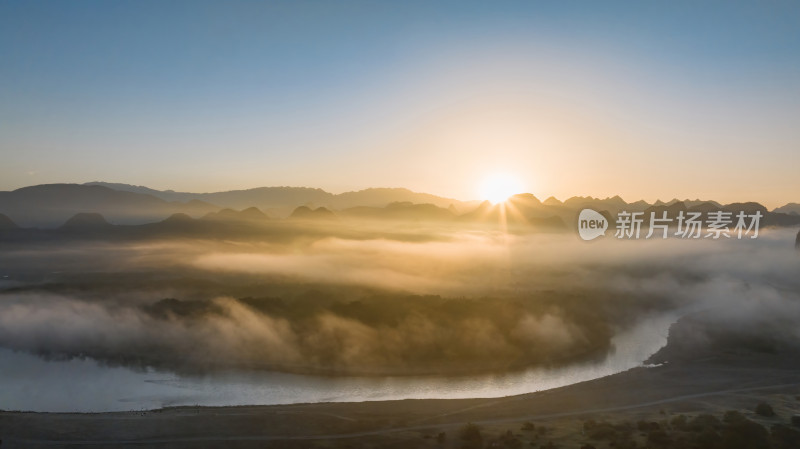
(774, 203), (800, 215)
(59, 213), (112, 231)
(86, 182), (467, 215)
(0, 184), (219, 227)
(3, 183), (797, 230)
(341, 202), (455, 221)
(289, 206), (337, 220)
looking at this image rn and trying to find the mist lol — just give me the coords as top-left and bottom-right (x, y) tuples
(0, 222), (798, 376)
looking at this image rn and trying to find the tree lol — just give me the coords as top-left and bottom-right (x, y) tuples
(459, 422), (483, 449)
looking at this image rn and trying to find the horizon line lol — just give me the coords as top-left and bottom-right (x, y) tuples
(2, 181), (796, 211)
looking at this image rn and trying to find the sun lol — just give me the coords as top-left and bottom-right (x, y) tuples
(479, 173), (524, 203)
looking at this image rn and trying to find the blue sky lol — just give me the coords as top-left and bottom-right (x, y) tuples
(1, 1), (798, 205)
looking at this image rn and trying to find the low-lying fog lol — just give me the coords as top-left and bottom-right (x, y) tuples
(0, 222), (798, 381)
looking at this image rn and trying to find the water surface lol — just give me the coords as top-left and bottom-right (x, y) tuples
(0, 313), (675, 412)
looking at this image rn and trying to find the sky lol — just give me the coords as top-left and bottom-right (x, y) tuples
(1, 1), (798, 207)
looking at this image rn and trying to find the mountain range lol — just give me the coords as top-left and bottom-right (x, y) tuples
(84, 182), (472, 216)
(0, 184), (218, 227)
(0, 183), (798, 231)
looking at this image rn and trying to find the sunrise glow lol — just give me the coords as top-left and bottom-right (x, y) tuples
(479, 173), (524, 204)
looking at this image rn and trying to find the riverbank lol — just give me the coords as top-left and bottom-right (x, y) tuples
(2, 317), (800, 448)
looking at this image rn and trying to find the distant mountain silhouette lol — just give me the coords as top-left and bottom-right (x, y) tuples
(453, 195), (800, 231)
(645, 201), (688, 217)
(508, 193), (541, 206)
(202, 207), (268, 222)
(543, 196), (562, 206)
(86, 182), (467, 215)
(720, 202), (768, 215)
(3, 182), (797, 231)
(563, 195), (634, 213)
(0, 184), (219, 227)
(81, 182), (178, 199)
(289, 206), (337, 220)
(162, 212), (194, 224)
(652, 198), (722, 208)
(688, 202), (721, 214)
(59, 213), (112, 231)
(342, 202), (455, 221)
(331, 188), (463, 210)
(1, 191), (798, 246)
(458, 195), (565, 229)
(627, 200), (650, 209)
(775, 203), (800, 216)
(638, 201), (799, 228)
(239, 207), (269, 220)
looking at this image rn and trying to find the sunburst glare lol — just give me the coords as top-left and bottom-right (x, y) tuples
(479, 173), (524, 204)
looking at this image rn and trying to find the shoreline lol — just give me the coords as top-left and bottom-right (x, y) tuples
(3, 315), (800, 447)
(0, 312), (678, 414)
